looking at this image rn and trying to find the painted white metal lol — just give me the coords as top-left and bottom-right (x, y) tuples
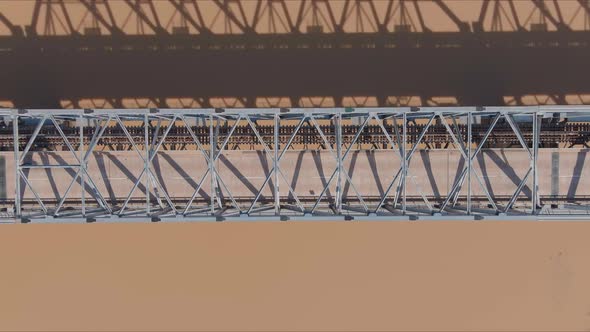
(6, 106), (589, 223)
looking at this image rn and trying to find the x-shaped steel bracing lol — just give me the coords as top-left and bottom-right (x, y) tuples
(438, 112), (538, 214)
(17, 114), (111, 217)
(115, 114), (179, 216)
(374, 113), (436, 214)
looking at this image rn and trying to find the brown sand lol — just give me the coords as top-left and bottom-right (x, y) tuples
(0, 221), (589, 331)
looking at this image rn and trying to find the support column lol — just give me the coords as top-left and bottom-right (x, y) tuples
(12, 113), (20, 219)
(402, 112), (407, 214)
(467, 111), (472, 215)
(532, 111), (540, 214)
(335, 113), (343, 213)
(79, 114), (86, 216)
(144, 113), (150, 215)
(209, 115), (216, 215)
(274, 114), (280, 214)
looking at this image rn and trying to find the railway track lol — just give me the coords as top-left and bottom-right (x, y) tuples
(2, 122), (589, 150)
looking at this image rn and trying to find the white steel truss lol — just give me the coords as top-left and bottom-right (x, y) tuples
(5, 106), (590, 223)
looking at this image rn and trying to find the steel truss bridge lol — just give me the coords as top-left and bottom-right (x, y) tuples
(4, 105), (590, 223)
(2, 1), (590, 108)
(4, 115), (590, 150)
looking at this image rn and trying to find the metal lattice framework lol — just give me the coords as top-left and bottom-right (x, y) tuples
(4, 106), (590, 223)
(4, 119), (590, 150)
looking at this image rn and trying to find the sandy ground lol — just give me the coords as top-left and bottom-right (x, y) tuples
(0, 221), (589, 331)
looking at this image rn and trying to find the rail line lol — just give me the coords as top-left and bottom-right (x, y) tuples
(3, 121), (589, 150)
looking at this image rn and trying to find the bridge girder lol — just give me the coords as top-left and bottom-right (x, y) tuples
(4, 106), (590, 222)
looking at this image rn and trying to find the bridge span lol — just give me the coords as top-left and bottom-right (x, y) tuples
(2, 105), (590, 222)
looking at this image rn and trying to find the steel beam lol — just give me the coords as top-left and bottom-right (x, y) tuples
(467, 111), (472, 214)
(274, 113), (280, 214)
(335, 113), (342, 213)
(532, 111), (540, 213)
(12, 114), (20, 218)
(209, 115), (217, 214)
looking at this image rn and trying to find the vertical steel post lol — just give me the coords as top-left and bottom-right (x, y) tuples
(209, 115), (215, 215)
(12, 113), (20, 218)
(402, 112), (407, 214)
(274, 114), (280, 214)
(335, 113), (343, 213)
(144, 113), (150, 215)
(80, 114), (86, 216)
(467, 111), (472, 215)
(532, 111), (539, 214)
